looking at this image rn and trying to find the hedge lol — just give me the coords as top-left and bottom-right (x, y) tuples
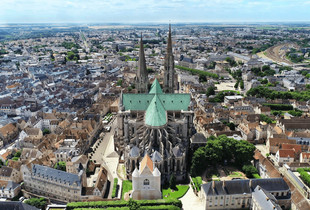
(175, 65), (219, 79)
(112, 178), (118, 198)
(74, 205), (180, 210)
(66, 198), (182, 210)
(297, 168), (310, 187)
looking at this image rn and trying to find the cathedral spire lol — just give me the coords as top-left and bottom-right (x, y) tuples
(163, 24), (175, 93)
(136, 33), (148, 93)
(167, 24), (172, 55)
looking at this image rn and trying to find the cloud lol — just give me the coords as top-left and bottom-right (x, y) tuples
(0, 0), (309, 23)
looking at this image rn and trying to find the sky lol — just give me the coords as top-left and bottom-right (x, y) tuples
(0, 0), (310, 23)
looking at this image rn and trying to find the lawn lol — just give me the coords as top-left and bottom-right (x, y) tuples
(121, 180), (132, 200)
(252, 174), (262, 179)
(229, 172), (244, 178)
(162, 185), (189, 199)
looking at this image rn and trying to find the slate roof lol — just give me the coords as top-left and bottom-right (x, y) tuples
(0, 202), (39, 210)
(32, 164), (81, 186)
(252, 185), (281, 210)
(202, 178), (289, 196)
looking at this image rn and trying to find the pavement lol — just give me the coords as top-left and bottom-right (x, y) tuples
(180, 185), (205, 210)
(90, 117), (120, 198)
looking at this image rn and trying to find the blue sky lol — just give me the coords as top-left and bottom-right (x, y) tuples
(0, 0), (309, 23)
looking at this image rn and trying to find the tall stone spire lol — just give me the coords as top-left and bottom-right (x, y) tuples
(136, 33), (149, 93)
(163, 24), (175, 93)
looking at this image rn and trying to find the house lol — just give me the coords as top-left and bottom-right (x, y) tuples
(0, 181), (21, 199)
(275, 149), (295, 165)
(131, 154), (161, 200)
(224, 96), (243, 106)
(0, 123), (19, 147)
(300, 152), (310, 163)
(200, 178), (290, 210)
(266, 138), (296, 154)
(0, 166), (22, 183)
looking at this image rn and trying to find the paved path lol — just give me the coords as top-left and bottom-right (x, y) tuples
(91, 117), (119, 198)
(180, 185), (205, 210)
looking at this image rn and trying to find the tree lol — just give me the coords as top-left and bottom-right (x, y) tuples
(42, 128), (50, 135)
(116, 79), (123, 86)
(25, 197), (47, 210)
(206, 86), (215, 97)
(240, 80), (244, 89)
(242, 165), (258, 178)
(190, 147), (206, 176)
(54, 161), (66, 171)
(234, 141), (256, 167)
(169, 173), (177, 190)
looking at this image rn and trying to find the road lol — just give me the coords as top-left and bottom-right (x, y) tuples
(90, 116), (119, 198)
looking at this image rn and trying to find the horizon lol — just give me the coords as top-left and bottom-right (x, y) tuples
(1, 0), (310, 24)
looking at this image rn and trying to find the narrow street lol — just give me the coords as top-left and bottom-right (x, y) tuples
(91, 116), (119, 198)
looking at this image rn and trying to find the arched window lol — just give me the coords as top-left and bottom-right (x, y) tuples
(144, 179), (150, 185)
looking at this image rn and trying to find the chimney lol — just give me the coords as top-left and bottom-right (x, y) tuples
(212, 181), (215, 189)
(222, 180), (225, 188)
(266, 197), (269, 201)
(249, 179), (252, 188)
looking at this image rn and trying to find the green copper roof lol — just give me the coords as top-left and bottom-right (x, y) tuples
(121, 79), (191, 127)
(145, 94), (167, 127)
(149, 78), (163, 94)
(122, 93), (190, 111)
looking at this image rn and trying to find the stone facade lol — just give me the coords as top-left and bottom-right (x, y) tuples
(131, 154), (161, 200)
(115, 26), (194, 182)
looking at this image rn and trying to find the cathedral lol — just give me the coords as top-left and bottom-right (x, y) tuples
(114, 25), (194, 182)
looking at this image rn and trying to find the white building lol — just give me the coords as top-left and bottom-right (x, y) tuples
(131, 154), (161, 200)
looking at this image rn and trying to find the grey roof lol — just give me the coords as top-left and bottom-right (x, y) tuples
(151, 151), (162, 162)
(32, 164), (81, 186)
(252, 185), (282, 210)
(172, 146), (182, 157)
(0, 201), (39, 210)
(129, 146), (139, 157)
(0, 166), (13, 177)
(191, 133), (207, 144)
(202, 178), (290, 197)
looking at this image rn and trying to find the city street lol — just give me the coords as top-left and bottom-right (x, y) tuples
(90, 116), (119, 198)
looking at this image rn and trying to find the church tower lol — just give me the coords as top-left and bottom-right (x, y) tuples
(136, 34), (149, 93)
(163, 24), (175, 93)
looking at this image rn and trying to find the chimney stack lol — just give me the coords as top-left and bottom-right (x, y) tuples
(212, 181), (215, 189)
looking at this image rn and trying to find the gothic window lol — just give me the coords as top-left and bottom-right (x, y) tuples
(144, 179), (150, 185)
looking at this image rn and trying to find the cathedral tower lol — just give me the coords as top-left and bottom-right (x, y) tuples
(136, 34), (149, 93)
(163, 24), (175, 93)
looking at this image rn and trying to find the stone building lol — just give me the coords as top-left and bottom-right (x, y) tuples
(131, 154), (161, 200)
(200, 178), (291, 210)
(114, 26), (194, 182)
(22, 164), (84, 202)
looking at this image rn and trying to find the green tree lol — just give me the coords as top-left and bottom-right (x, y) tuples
(234, 141), (256, 167)
(54, 161), (66, 171)
(206, 86), (215, 97)
(25, 197), (47, 210)
(190, 147), (206, 176)
(169, 173), (177, 190)
(116, 79), (123, 86)
(42, 128), (50, 135)
(242, 165), (258, 178)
